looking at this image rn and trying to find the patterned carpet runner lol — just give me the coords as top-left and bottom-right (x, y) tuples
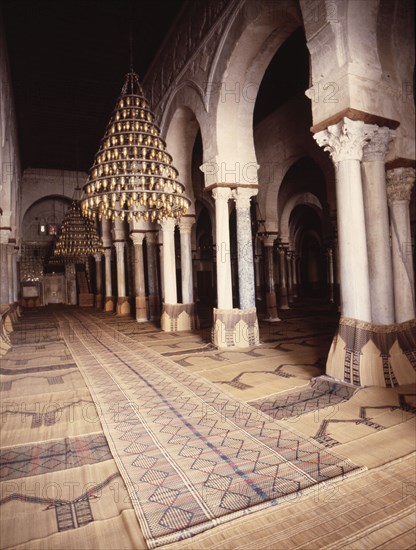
(249, 377), (357, 420)
(56, 310), (365, 548)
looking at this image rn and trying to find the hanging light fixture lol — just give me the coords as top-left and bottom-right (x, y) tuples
(81, 71), (190, 224)
(54, 190), (103, 259)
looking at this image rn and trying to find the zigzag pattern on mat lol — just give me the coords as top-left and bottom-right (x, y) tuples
(56, 309), (365, 549)
(1, 472), (121, 532)
(314, 394), (416, 447)
(0, 433), (113, 480)
(249, 377), (357, 419)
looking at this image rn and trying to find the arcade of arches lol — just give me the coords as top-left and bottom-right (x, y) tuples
(1, 1), (415, 549)
(3, 0), (414, 384)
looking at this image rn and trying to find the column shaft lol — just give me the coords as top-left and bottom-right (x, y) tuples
(387, 167), (415, 322)
(234, 187), (257, 310)
(179, 218), (194, 304)
(146, 232), (160, 320)
(94, 254), (103, 309)
(213, 188), (233, 309)
(278, 246), (289, 309)
(314, 118), (372, 322)
(361, 127), (395, 323)
(131, 234), (147, 322)
(160, 219), (177, 304)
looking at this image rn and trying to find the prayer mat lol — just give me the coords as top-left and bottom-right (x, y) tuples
(56, 309), (365, 549)
(248, 376), (357, 420)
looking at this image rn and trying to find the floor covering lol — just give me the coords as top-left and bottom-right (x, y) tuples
(0, 305), (415, 549)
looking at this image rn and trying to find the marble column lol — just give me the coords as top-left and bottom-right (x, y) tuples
(212, 187), (233, 309)
(0, 242), (10, 306)
(286, 250), (294, 304)
(263, 234), (280, 321)
(12, 247), (19, 304)
(291, 253), (298, 299)
(65, 262), (77, 305)
(327, 247), (335, 304)
(179, 217), (195, 304)
(278, 245), (289, 309)
(386, 167), (415, 322)
(233, 187), (257, 310)
(362, 126), (395, 324)
(94, 253), (103, 309)
(103, 248), (114, 311)
(7, 244), (14, 305)
(131, 232), (147, 322)
(159, 218), (177, 304)
(314, 117), (372, 322)
(114, 241), (130, 315)
(146, 232), (160, 320)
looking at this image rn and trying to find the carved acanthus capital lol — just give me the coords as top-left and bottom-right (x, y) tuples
(159, 217), (177, 233)
(212, 186), (232, 204)
(386, 167), (415, 203)
(362, 126), (395, 162)
(178, 216), (195, 235)
(314, 117), (375, 162)
(232, 186), (258, 209)
(94, 253), (102, 263)
(130, 232), (145, 246)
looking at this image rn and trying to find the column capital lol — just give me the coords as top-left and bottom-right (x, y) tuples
(362, 126), (395, 162)
(212, 186), (232, 202)
(232, 186), (258, 209)
(386, 167), (415, 203)
(130, 232), (145, 246)
(103, 248), (112, 259)
(94, 253), (102, 262)
(159, 217), (177, 232)
(314, 117), (376, 162)
(262, 233), (277, 247)
(178, 216), (195, 235)
(114, 241), (126, 252)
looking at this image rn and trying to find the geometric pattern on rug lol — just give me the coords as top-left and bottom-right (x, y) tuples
(1, 398), (94, 428)
(249, 377), (357, 419)
(214, 361), (324, 391)
(57, 309), (366, 549)
(0, 433), (113, 480)
(0, 472), (121, 532)
(314, 395), (416, 448)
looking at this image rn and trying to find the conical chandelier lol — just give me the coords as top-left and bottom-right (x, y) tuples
(81, 71), (190, 224)
(54, 196), (103, 259)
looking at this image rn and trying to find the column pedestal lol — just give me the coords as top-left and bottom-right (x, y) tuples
(327, 317), (416, 387)
(116, 297), (130, 316)
(212, 307), (260, 349)
(105, 296), (115, 312)
(161, 303), (197, 332)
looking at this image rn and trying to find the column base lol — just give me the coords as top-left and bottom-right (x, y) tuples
(265, 292), (280, 322)
(326, 316), (416, 387)
(95, 294), (103, 309)
(160, 303), (196, 332)
(148, 294), (160, 321)
(116, 296), (131, 316)
(104, 296), (115, 312)
(135, 295), (148, 322)
(0, 305), (14, 354)
(212, 307), (260, 349)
